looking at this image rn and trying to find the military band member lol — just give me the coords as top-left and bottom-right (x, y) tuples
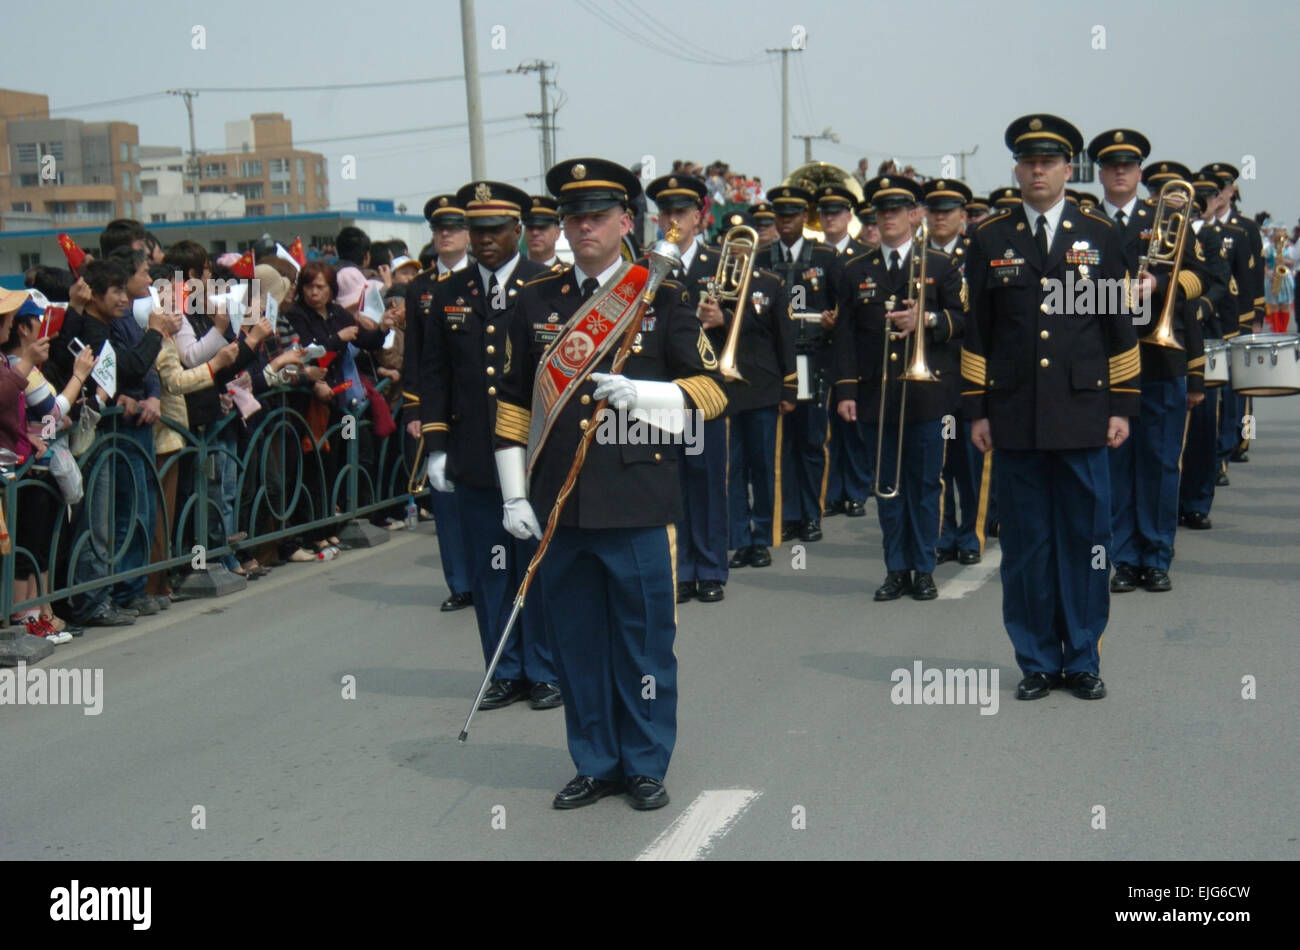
(923, 178), (987, 566)
(404, 195), (473, 612)
(1179, 172), (1235, 530)
(820, 185), (873, 518)
(766, 184), (841, 542)
(964, 197), (991, 231)
(963, 114), (1137, 701)
(750, 200), (779, 250)
(989, 186), (1022, 211)
(834, 176), (965, 601)
(421, 181), (560, 710)
(493, 158), (727, 810)
(647, 173), (729, 602)
(523, 195), (563, 267)
(1091, 139), (1209, 595)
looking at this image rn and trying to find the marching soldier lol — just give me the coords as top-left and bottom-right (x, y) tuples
(834, 175), (965, 601)
(717, 209), (797, 570)
(646, 173), (729, 602)
(765, 184), (841, 543)
(404, 195), (473, 612)
(923, 178), (988, 566)
(523, 195), (564, 267)
(965, 196), (991, 230)
(1179, 170), (1235, 530)
(989, 186), (1022, 211)
(421, 181), (561, 710)
(750, 200), (779, 250)
(856, 201), (881, 249)
(962, 114), (1137, 701)
(1090, 140), (1209, 595)
(493, 158), (727, 810)
(820, 185), (873, 518)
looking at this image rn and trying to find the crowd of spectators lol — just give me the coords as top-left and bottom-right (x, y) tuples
(2, 219), (425, 643)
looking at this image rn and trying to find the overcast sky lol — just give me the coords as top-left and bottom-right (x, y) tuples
(7, 0), (1297, 221)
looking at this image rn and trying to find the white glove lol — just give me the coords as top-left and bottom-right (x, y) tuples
(590, 373), (686, 434)
(426, 450), (454, 493)
(495, 446), (541, 539)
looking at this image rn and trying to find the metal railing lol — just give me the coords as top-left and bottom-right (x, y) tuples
(1, 380), (423, 619)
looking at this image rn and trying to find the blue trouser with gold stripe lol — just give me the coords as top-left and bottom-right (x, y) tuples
(539, 525), (678, 782)
(996, 447), (1111, 677)
(1180, 385), (1219, 517)
(862, 419), (944, 574)
(676, 416), (729, 584)
(782, 399), (830, 522)
(1110, 376), (1186, 571)
(456, 484), (557, 684)
(937, 418), (980, 553)
(729, 406), (780, 548)
(430, 484), (470, 597)
(1217, 382), (1244, 466)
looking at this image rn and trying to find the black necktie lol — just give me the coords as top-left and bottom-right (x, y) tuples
(783, 245), (792, 264)
(889, 249), (901, 278)
(580, 277), (599, 300)
(1035, 216), (1050, 258)
(1114, 209), (1126, 228)
(487, 273), (500, 309)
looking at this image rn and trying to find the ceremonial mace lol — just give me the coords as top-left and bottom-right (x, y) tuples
(458, 229), (684, 742)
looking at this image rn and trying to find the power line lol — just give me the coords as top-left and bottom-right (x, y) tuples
(574, 0), (761, 67)
(606, 0), (757, 67)
(189, 71), (514, 95)
(196, 116), (528, 154)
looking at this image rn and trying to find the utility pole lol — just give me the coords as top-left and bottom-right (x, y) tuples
(167, 89), (201, 217)
(765, 47), (801, 178)
(460, 0), (487, 179)
(514, 60), (557, 180)
(956, 144), (979, 180)
(793, 127), (838, 165)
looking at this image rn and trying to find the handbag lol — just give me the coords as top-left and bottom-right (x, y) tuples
(48, 436), (84, 505)
(69, 397), (101, 458)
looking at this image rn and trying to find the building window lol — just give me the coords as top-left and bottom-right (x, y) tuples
(316, 183), (323, 199)
(271, 203), (289, 215)
(298, 179), (306, 196)
(270, 180), (291, 195)
(298, 202), (306, 213)
(20, 253), (41, 270)
(18, 173), (40, 187)
(247, 204), (264, 216)
(11, 202), (32, 212)
(240, 160), (262, 178)
(204, 162), (225, 178)
(297, 158), (305, 179)
(132, 144), (139, 163)
(235, 182), (264, 200)
(88, 200), (113, 216)
(45, 142), (64, 161)
(210, 240), (227, 254)
(183, 212), (198, 221)
(120, 142), (128, 162)
(123, 171), (131, 190)
(269, 158), (290, 174)
(15, 143), (38, 163)
(316, 160), (323, 178)
(142, 180), (158, 196)
(151, 213), (167, 223)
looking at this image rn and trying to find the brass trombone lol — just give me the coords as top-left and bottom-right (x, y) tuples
(1135, 178), (1194, 350)
(874, 219), (939, 499)
(702, 224), (759, 383)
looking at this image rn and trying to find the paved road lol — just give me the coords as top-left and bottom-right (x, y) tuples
(3, 396), (1297, 860)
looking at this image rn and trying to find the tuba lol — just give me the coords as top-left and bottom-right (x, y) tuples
(1136, 179), (1194, 350)
(781, 162), (865, 241)
(702, 225), (760, 383)
(874, 219), (938, 499)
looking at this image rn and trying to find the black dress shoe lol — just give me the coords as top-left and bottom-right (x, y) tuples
(1110, 563), (1140, 593)
(676, 581), (696, 603)
(748, 546), (772, 567)
(1143, 568), (1172, 592)
(553, 775), (622, 810)
(781, 520), (800, 541)
(1062, 671), (1107, 700)
(986, 521), (999, 539)
(478, 679), (529, 710)
(1215, 471), (1230, 487)
(626, 775), (670, 810)
(1015, 672), (1059, 701)
(935, 548), (958, 565)
(910, 572), (938, 600)
(1230, 449), (1249, 463)
(874, 570), (913, 601)
(696, 580), (724, 602)
(528, 681), (563, 709)
(728, 546), (753, 569)
(1182, 511), (1212, 530)
(799, 520), (822, 542)
(824, 499), (846, 517)
(846, 499), (867, 517)
(440, 591), (473, 612)
(957, 549), (981, 565)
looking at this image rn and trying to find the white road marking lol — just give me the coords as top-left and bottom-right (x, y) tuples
(636, 789), (761, 861)
(937, 544), (1001, 599)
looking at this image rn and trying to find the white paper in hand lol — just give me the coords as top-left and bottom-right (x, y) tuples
(382, 328), (397, 350)
(91, 339), (117, 398)
(361, 283), (386, 321)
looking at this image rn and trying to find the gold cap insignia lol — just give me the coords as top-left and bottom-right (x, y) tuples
(572, 163), (586, 180)
(438, 197), (449, 207)
(668, 177), (677, 188)
(730, 214), (742, 225)
(533, 198), (541, 207)
(475, 182), (492, 202)
(824, 187), (833, 195)
(937, 180), (946, 188)
(881, 178), (890, 188)
(1029, 118), (1043, 131)
(1114, 131), (1124, 143)
(1160, 164), (1168, 172)
(782, 188), (790, 197)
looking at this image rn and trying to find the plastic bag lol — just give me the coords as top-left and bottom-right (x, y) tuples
(48, 437), (84, 505)
(69, 398), (101, 458)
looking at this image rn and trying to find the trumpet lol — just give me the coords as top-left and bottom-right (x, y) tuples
(700, 225), (759, 384)
(1137, 178), (1194, 350)
(874, 219), (938, 500)
(1271, 229), (1291, 300)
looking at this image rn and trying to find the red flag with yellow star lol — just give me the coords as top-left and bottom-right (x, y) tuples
(57, 233), (86, 277)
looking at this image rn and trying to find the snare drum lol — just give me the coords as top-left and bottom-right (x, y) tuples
(1227, 333), (1300, 396)
(1203, 339), (1229, 388)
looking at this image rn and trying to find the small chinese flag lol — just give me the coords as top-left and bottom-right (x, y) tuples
(230, 250), (256, 279)
(57, 234), (87, 277)
(289, 237), (307, 268)
(316, 351), (338, 369)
